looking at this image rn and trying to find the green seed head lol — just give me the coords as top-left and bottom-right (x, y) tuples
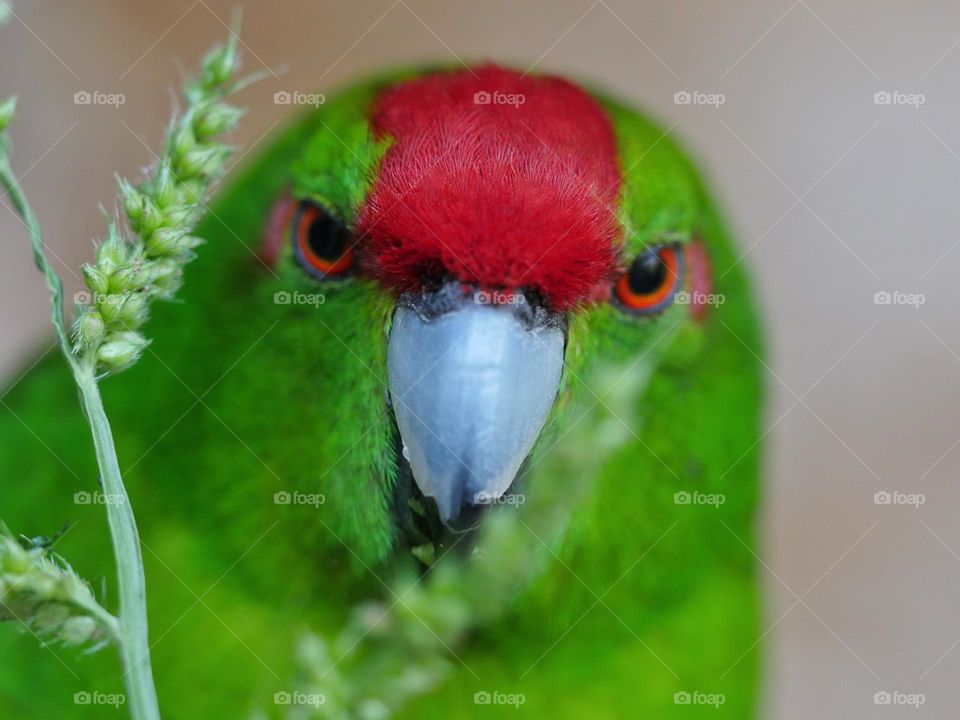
(175, 145), (226, 180)
(144, 227), (185, 257)
(193, 101), (244, 140)
(96, 330), (149, 373)
(171, 124), (196, 161)
(151, 161), (178, 209)
(149, 259), (183, 298)
(97, 294), (126, 323)
(115, 293), (149, 330)
(59, 26), (245, 376)
(59, 616), (100, 646)
(201, 39), (238, 88)
(75, 310), (106, 349)
(81, 263), (109, 297)
(0, 530), (116, 648)
(176, 180), (205, 207)
(95, 236), (129, 275)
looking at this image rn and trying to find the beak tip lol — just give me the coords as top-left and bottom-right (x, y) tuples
(426, 469), (491, 527)
(433, 473), (467, 524)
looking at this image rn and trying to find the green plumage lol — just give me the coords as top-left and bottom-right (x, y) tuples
(0, 70), (763, 718)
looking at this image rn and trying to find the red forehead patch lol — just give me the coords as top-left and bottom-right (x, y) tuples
(357, 66), (622, 311)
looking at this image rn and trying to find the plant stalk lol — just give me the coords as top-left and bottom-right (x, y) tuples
(75, 366), (159, 720)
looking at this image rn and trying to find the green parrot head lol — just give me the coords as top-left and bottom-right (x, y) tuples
(224, 65), (737, 565)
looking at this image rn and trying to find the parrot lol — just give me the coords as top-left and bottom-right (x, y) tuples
(0, 64), (763, 719)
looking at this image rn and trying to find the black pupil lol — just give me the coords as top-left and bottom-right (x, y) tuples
(627, 250), (668, 295)
(306, 211), (348, 261)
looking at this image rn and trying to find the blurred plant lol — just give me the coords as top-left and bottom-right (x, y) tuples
(267, 362), (635, 719)
(0, 14), (250, 720)
(0, 527), (120, 649)
(273, 515), (561, 720)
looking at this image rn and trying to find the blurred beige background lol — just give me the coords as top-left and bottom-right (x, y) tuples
(2, 1), (959, 717)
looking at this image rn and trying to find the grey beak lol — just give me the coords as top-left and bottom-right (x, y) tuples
(387, 290), (564, 524)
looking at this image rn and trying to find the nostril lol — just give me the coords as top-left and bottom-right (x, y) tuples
(396, 281), (566, 334)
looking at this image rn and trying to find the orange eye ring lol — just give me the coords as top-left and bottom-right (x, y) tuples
(293, 202), (355, 279)
(613, 244), (683, 315)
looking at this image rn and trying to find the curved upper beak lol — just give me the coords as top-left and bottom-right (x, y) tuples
(387, 288), (564, 524)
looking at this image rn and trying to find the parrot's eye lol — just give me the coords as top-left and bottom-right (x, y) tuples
(293, 202), (355, 279)
(613, 243), (683, 316)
